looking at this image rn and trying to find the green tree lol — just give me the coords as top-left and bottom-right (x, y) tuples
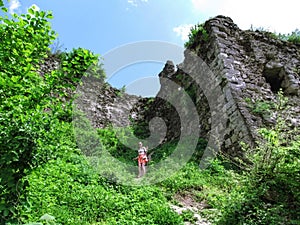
(0, 6), (56, 221)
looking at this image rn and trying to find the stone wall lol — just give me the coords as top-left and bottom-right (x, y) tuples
(75, 78), (141, 128)
(201, 16), (300, 152)
(140, 15), (300, 155)
(38, 54), (142, 129)
(40, 16), (300, 155)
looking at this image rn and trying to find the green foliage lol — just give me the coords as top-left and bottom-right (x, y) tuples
(158, 159), (242, 224)
(1, 3), (298, 224)
(0, 5), (106, 223)
(155, 92), (299, 225)
(286, 29), (300, 44)
(60, 47), (106, 84)
(0, 6), (182, 220)
(18, 155), (182, 225)
(0, 6), (57, 221)
(245, 98), (275, 118)
(116, 85), (126, 97)
(180, 210), (196, 223)
(144, 138), (206, 165)
(276, 29), (300, 44)
(131, 120), (151, 139)
(96, 127), (138, 165)
(184, 23), (209, 49)
(219, 92), (300, 224)
(251, 25), (300, 44)
(252, 101), (274, 115)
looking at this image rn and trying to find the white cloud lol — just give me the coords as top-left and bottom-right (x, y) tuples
(9, 0), (21, 14)
(220, 0), (299, 34)
(173, 24), (194, 41)
(127, 0), (148, 7)
(128, 0), (138, 7)
(190, 0), (300, 34)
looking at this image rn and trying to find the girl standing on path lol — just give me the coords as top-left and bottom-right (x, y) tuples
(133, 142), (148, 178)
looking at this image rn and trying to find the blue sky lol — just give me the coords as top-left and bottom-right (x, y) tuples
(4, 0), (300, 96)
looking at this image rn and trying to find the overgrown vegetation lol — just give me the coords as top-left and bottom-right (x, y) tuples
(273, 29), (300, 44)
(251, 26), (300, 44)
(0, 5), (57, 220)
(245, 97), (275, 119)
(184, 23), (209, 49)
(219, 92), (300, 224)
(0, 5), (184, 224)
(1, 3), (299, 225)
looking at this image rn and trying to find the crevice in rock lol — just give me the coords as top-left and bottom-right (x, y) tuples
(263, 62), (284, 93)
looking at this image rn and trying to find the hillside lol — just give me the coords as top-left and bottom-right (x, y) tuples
(0, 5), (299, 225)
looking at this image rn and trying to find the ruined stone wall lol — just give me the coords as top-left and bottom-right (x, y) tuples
(145, 16), (300, 155)
(38, 54), (142, 129)
(201, 16), (300, 151)
(75, 78), (141, 128)
(40, 16), (300, 155)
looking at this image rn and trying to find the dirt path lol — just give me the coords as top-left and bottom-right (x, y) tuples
(170, 193), (212, 225)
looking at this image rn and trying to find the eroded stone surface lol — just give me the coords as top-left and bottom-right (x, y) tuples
(39, 15), (300, 156)
(140, 15), (300, 155)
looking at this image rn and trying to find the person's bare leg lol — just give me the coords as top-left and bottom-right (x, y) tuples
(141, 164), (146, 177)
(138, 164), (142, 178)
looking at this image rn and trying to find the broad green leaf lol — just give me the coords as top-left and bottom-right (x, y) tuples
(11, 76), (20, 83)
(46, 12), (53, 19)
(1, 7), (7, 13)
(28, 8), (34, 15)
(3, 209), (9, 217)
(40, 11), (45, 18)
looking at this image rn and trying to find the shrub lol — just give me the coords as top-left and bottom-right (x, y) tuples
(245, 98), (275, 118)
(0, 5), (106, 222)
(0, 6), (56, 221)
(277, 29), (300, 44)
(184, 23), (209, 49)
(18, 157), (183, 225)
(219, 91), (300, 224)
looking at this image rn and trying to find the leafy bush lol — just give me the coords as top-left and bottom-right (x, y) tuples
(180, 210), (196, 223)
(18, 155), (182, 225)
(276, 29), (300, 44)
(0, 6), (56, 221)
(219, 92), (300, 224)
(286, 29), (300, 44)
(0, 5), (105, 223)
(245, 98), (275, 118)
(59, 47), (106, 85)
(184, 23), (209, 49)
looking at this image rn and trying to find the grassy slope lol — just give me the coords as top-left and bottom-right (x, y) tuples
(17, 126), (300, 225)
(2, 7), (299, 224)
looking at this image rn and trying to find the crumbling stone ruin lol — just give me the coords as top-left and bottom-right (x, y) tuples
(136, 15), (300, 155)
(42, 15), (300, 156)
(194, 15), (300, 152)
